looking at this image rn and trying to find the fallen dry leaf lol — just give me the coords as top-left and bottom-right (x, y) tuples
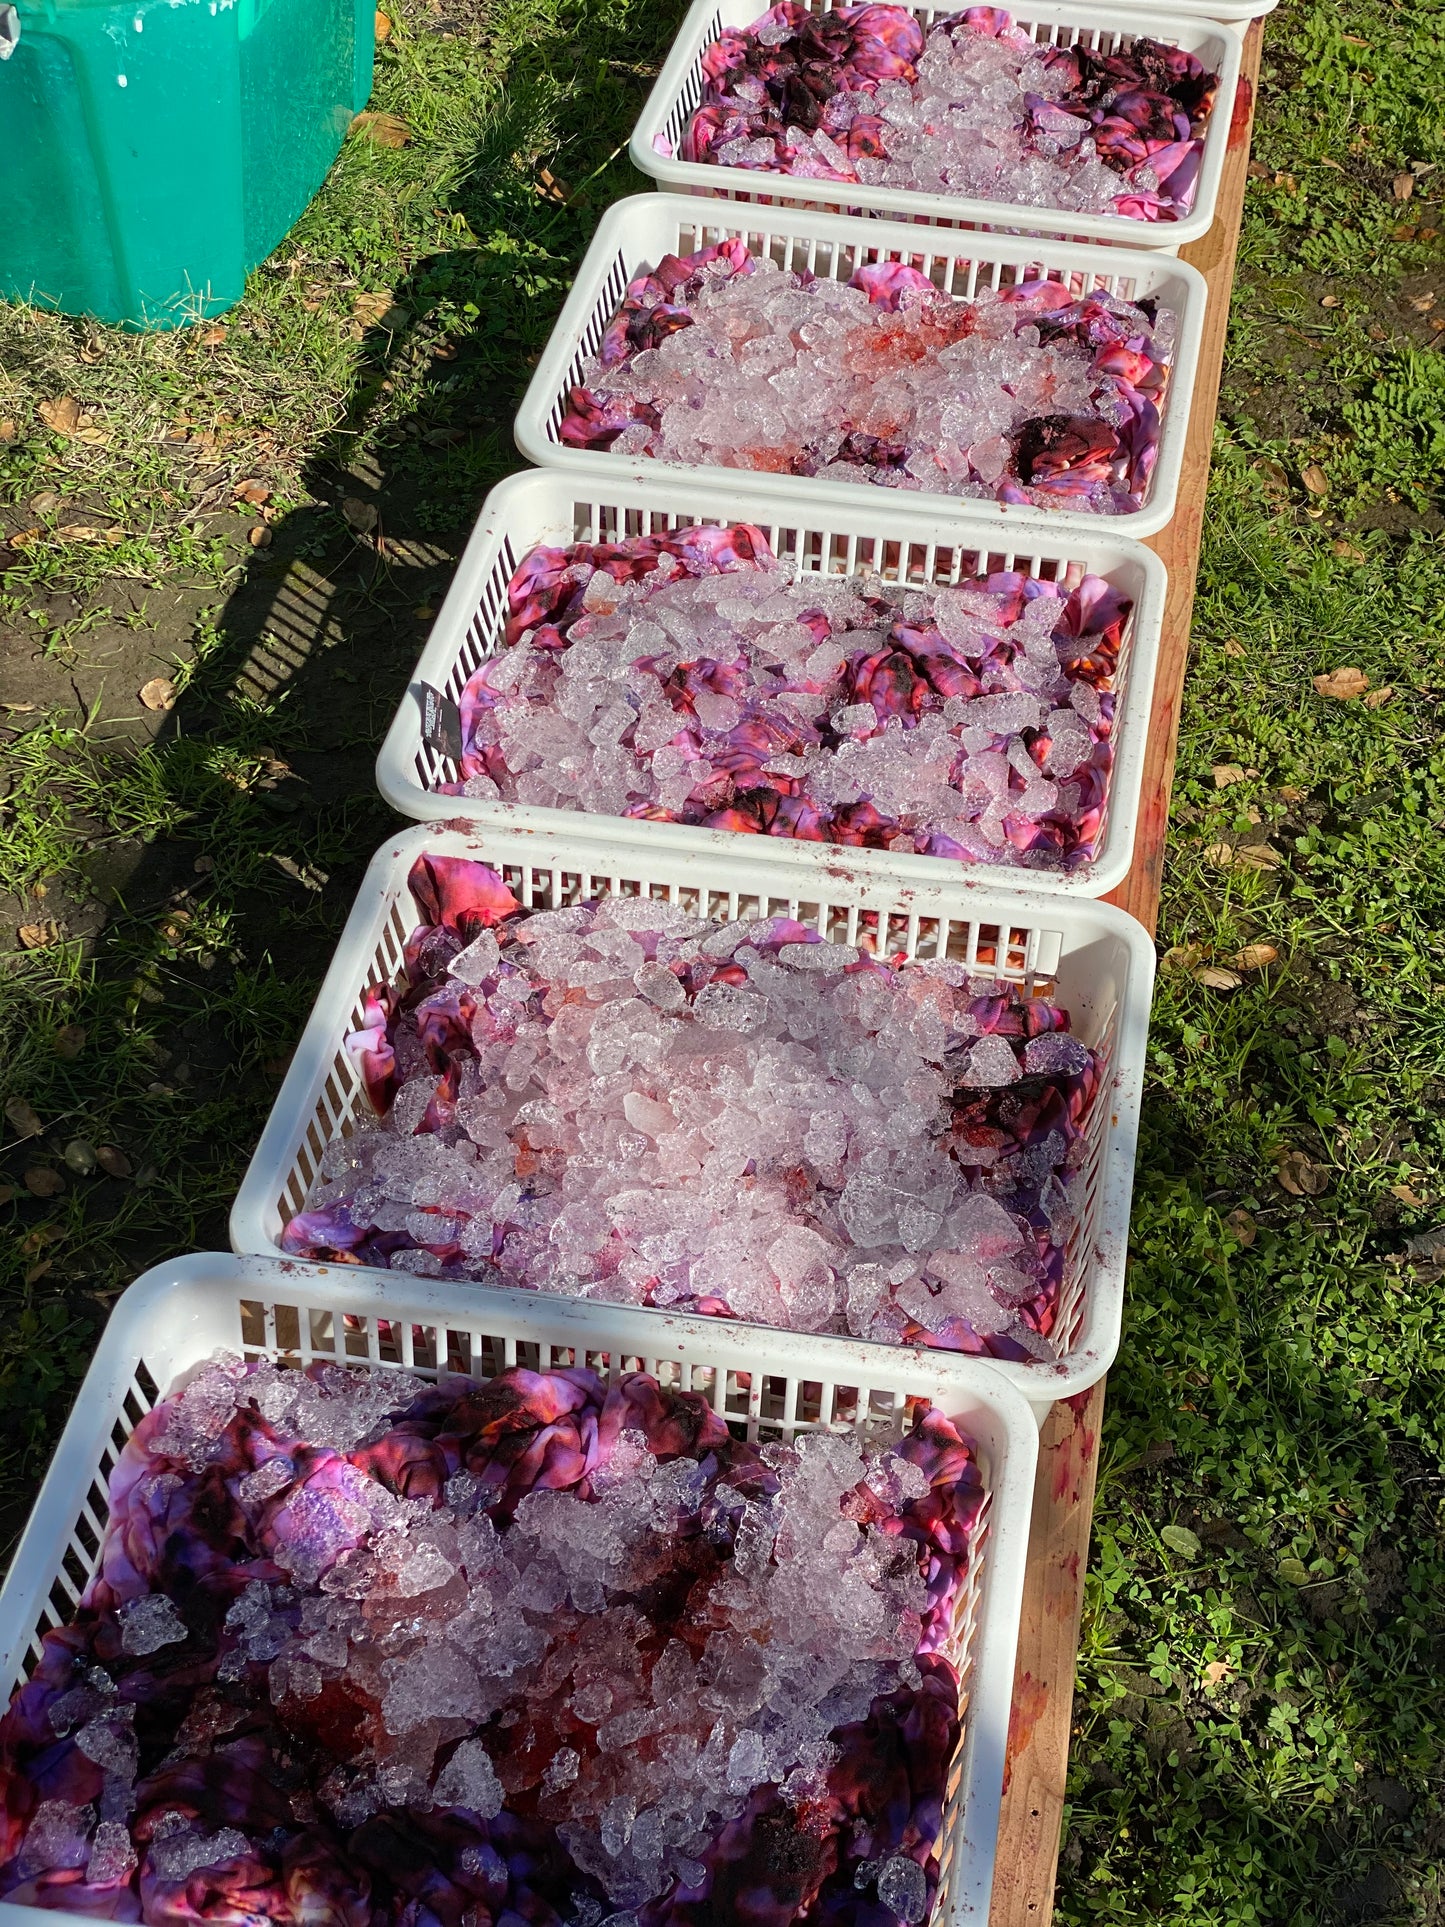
(1194, 965), (1244, 991)
(1277, 784), (1307, 804)
(375, 7), (393, 39)
(53, 1023), (87, 1059)
(38, 396), (81, 435)
(1233, 943), (1279, 972)
(1363, 685), (1394, 709)
(1276, 1149), (1330, 1198)
(4, 1096), (44, 1138)
(1313, 666), (1370, 700)
(1393, 171), (1416, 201)
(1225, 1207), (1257, 1248)
(200, 324), (228, 347)
(1320, 293), (1342, 308)
(536, 167), (570, 204)
(351, 109), (411, 147)
(234, 480), (271, 506)
(1212, 763), (1247, 788)
(31, 489), (61, 515)
(1410, 292), (1437, 313)
(1160, 942), (1205, 976)
(1331, 540), (1367, 563)
(17, 921), (61, 949)
(1223, 639), (1246, 659)
(1342, 31), (1368, 43)
(342, 497), (379, 533)
(248, 525), (273, 548)
(1301, 464), (1330, 497)
(1233, 843), (1283, 872)
(1203, 1660), (1233, 1688)
(139, 676), (177, 712)
(22, 1166), (65, 1200)
(0, 420), (16, 442)
(96, 1145), (134, 1180)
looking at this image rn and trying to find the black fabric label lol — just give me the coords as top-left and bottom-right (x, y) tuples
(419, 681), (463, 761)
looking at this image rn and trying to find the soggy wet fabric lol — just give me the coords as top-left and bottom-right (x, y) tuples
(281, 859), (1098, 1362)
(0, 1360), (979, 1927)
(558, 243), (1174, 515)
(678, 3), (1218, 223)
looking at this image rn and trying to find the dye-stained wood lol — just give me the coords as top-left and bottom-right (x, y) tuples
(986, 22), (1264, 1926)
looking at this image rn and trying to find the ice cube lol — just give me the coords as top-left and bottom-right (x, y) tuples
(119, 1593), (188, 1657)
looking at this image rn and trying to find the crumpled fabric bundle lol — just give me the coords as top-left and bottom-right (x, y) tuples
(280, 855), (1100, 1361)
(678, 3), (1217, 223)
(443, 523), (1129, 873)
(558, 243), (1171, 513)
(0, 1359), (979, 1927)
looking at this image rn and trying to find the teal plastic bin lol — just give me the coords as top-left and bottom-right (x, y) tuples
(0, 0), (375, 329)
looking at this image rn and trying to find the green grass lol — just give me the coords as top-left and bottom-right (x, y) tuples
(3, 0), (1445, 1918)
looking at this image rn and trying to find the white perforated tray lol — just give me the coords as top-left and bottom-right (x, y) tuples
(0, 1252), (1038, 1927)
(376, 470), (1167, 899)
(230, 821), (1155, 1419)
(514, 195), (1206, 541)
(630, 0), (1242, 248)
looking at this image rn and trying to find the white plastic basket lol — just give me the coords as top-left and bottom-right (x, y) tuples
(375, 468), (1167, 899)
(629, 0), (1242, 250)
(514, 194), (1207, 542)
(230, 821), (1155, 1419)
(0, 1250), (1038, 1927)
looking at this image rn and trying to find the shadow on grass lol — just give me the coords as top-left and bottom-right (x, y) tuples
(0, 0), (681, 1549)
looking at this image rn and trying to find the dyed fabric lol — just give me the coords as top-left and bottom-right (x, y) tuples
(678, 3), (1218, 224)
(282, 858), (1099, 1363)
(443, 524), (1130, 874)
(558, 244), (1173, 515)
(0, 1360), (981, 1927)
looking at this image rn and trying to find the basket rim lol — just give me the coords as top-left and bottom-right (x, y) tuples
(229, 821), (1156, 1414)
(627, 0), (1245, 250)
(0, 1250), (1040, 1927)
(373, 465), (1168, 901)
(512, 192), (1210, 542)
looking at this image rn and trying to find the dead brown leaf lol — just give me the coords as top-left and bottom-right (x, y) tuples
(1277, 784), (1307, 804)
(234, 480), (271, 506)
(1233, 943), (1279, 972)
(1301, 464), (1330, 497)
(96, 1145), (134, 1180)
(4, 1096), (44, 1138)
(17, 921), (61, 949)
(1410, 292), (1437, 313)
(1331, 540), (1367, 563)
(22, 1166), (65, 1200)
(1194, 965), (1244, 991)
(1363, 685), (1394, 709)
(1320, 293), (1342, 308)
(1233, 843), (1283, 872)
(375, 7), (393, 39)
(342, 497), (379, 533)
(38, 396), (81, 435)
(1393, 171), (1416, 201)
(1212, 763), (1247, 788)
(0, 421), (16, 443)
(536, 166), (570, 204)
(1391, 1183), (1426, 1207)
(1203, 1660), (1233, 1688)
(351, 109), (411, 147)
(139, 676), (178, 712)
(1276, 1150), (1330, 1198)
(1223, 639), (1246, 659)
(53, 1023), (87, 1060)
(1225, 1207), (1257, 1248)
(1313, 667), (1370, 700)
(1160, 942), (1205, 976)
(200, 324), (228, 347)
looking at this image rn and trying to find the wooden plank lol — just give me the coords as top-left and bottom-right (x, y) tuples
(986, 23), (1264, 1927)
